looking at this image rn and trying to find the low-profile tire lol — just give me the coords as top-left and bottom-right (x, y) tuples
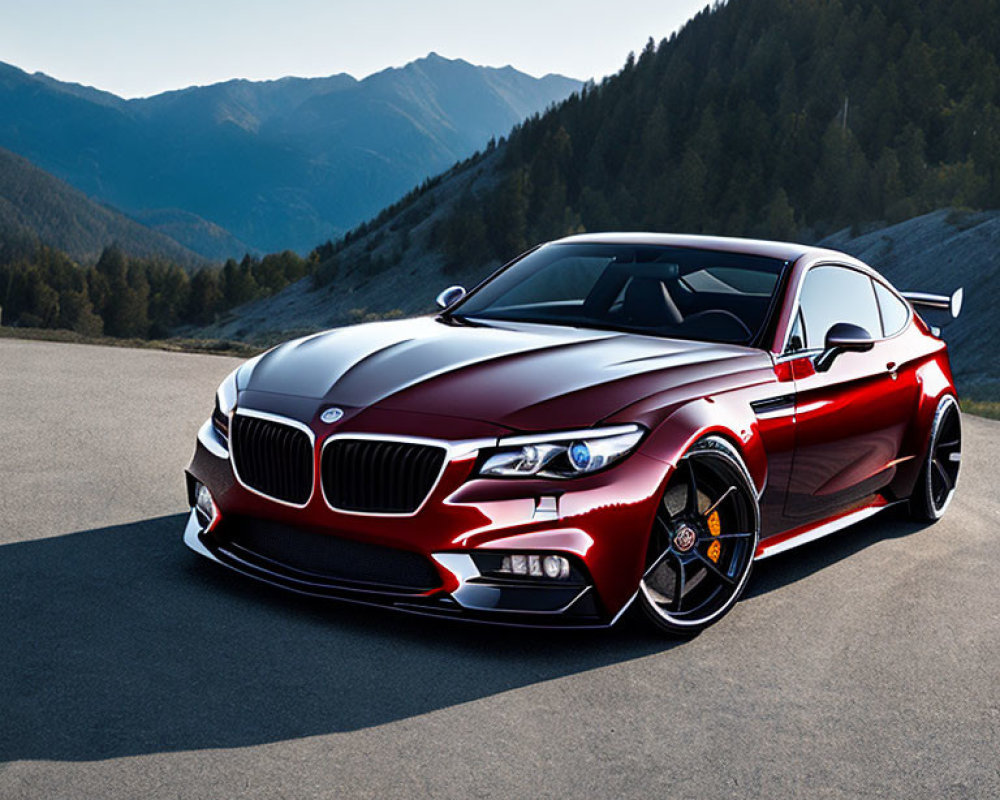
(637, 436), (760, 637)
(909, 394), (962, 522)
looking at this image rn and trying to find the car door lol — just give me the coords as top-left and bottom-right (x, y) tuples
(782, 264), (918, 523)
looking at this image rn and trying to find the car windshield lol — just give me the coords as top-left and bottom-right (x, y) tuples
(450, 243), (787, 345)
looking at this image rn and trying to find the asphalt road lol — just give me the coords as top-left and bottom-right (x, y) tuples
(1, 337), (998, 799)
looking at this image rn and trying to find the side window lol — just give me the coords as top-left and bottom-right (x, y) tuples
(795, 266), (882, 350)
(874, 281), (909, 337)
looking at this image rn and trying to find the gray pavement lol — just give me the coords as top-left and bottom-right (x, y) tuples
(1, 337), (998, 799)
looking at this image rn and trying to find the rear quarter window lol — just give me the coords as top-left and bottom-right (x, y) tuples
(874, 281), (910, 337)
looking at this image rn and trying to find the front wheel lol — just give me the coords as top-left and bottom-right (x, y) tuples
(638, 436), (760, 636)
(909, 394), (962, 522)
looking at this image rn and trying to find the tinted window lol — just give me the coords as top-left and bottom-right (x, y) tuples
(795, 266), (881, 350)
(453, 243), (786, 345)
(874, 281), (909, 337)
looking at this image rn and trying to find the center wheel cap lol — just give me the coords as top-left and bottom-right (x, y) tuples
(673, 524), (697, 553)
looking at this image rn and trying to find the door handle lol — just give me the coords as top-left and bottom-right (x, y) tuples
(886, 361), (898, 380)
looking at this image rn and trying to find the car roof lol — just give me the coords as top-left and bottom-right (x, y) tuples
(550, 232), (850, 265)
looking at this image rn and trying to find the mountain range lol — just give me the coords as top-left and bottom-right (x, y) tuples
(0, 55), (580, 256)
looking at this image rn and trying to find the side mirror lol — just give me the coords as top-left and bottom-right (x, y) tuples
(815, 322), (875, 372)
(436, 285), (466, 310)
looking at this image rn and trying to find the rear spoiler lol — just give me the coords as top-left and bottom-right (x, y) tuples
(901, 288), (964, 319)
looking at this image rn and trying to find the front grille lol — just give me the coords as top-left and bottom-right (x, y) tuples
(231, 413), (313, 505)
(322, 439), (447, 513)
(220, 516), (441, 592)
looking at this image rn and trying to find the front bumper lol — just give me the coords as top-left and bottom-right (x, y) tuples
(184, 413), (666, 627)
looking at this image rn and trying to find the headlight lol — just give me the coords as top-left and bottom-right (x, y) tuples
(478, 425), (644, 479)
(216, 368), (238, 416)
(212, 368), (239, 440)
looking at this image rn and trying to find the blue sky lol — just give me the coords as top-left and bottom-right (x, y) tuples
(0, 0), (709, 97)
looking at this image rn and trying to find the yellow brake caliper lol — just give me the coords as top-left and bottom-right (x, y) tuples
(707, 510), (722, 563)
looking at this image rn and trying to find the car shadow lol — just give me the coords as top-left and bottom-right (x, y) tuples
(747, 509), (926, 598)
(0, 510), (927, 762)
(0, 515), (672, 762)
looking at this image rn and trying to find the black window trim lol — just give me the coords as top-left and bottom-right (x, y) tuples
(872, 275), (914, 340)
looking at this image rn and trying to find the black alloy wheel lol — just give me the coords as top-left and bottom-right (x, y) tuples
(638, 436), (760, 636)
(910, 394), (962, 521)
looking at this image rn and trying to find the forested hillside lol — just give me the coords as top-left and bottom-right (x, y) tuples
(0, 238), (311, 337)
(426, 0), (1000, 270)
(0, 146), (203, 265)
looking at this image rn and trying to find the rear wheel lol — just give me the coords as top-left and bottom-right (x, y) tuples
(909, 394), (961, 521)
(638, 436), (760, 636)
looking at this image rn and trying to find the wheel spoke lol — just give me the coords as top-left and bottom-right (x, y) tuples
(703, 531), (755, 541)
(703, 485), (736, 517)
(685, 458), (699, 516)
(691, 549), (736, 585)
(933, 458), (953, 494)
(643, 546), (673, 580)
(673, 556), (687, 611)
(937, 438), (960, 450)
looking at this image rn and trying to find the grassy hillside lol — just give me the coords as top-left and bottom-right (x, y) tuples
(0, 146), (203, 265)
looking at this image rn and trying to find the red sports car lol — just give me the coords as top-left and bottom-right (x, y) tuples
(184, 234), (963, 634)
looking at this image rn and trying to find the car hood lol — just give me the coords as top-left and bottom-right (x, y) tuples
(238, 317), (771, 431)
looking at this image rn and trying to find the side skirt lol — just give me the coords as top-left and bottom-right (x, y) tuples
(754, 497), (906, 560)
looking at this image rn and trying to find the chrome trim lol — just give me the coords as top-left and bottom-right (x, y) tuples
(183, 508), (221, 562)
(499, 424), (642, 447)
(755, 501), (903, 560)
(431, 553), (592, 615)
(230, 408), (317, 509)
(319, 432), (495, 517)
(607, 591), (638, 626)
(216, 368), (238, 417)
(532, 496), (559, 521)
(197, 419), (229, 459)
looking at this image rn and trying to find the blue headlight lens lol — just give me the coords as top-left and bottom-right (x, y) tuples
(568, 441), (592, 471)
(478, 426), (644, 478)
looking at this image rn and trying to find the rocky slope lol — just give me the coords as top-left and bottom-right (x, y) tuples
(196, 205), (1000, 397)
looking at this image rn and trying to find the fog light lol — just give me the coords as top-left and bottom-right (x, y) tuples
(194, 482), (217, 526)
(498, 552), (571, 580)
(543, 555), (570, 580)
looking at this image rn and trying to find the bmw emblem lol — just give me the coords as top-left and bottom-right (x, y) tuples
(673, 524), (697, 553)
(321, 407), (345, 424)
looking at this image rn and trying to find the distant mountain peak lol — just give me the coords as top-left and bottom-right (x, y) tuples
(0, 55), (582, 256)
